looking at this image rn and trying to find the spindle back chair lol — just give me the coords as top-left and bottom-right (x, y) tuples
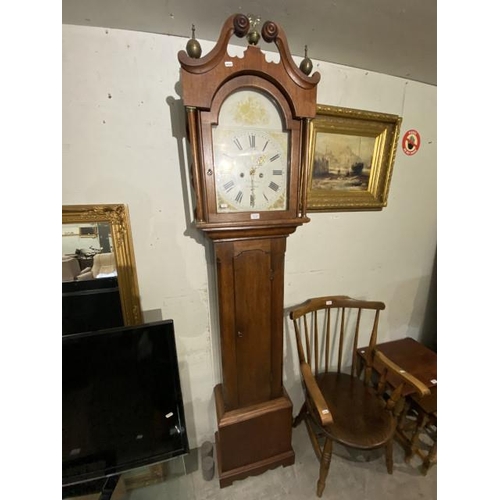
(289, 296), (429, 497)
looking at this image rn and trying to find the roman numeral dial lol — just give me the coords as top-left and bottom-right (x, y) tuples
(213, 128), (289, 213)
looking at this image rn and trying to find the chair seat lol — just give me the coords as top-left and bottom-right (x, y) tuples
(315, 372), (394, 450)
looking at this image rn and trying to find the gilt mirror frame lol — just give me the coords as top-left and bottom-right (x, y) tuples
(62, 203), (143, 326)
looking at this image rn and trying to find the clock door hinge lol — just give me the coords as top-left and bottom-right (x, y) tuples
(269, 268), (275, 281)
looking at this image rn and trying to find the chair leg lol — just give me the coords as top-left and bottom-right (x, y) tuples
(305, 418), (323, 462)
(316, 438), (333, 498)
(385, 439), (393, 474)
(397, 400), (411, 431)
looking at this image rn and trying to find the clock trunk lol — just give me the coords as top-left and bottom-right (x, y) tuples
(213, 236), (294, 487)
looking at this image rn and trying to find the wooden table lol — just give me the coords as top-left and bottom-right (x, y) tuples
(357, 337), (437, 474)
(357, 337), (437, 396)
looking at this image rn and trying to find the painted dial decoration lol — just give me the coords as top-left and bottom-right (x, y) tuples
(212, 89), (289, 213)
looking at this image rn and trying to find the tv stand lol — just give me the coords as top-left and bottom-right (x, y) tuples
(99, 474), (120, 500)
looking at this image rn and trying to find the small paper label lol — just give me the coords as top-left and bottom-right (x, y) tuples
(321, 409), (329, 414)
(326, 300), (332, 305)
(165, 412), (174, 418)
(224, 61), (233, 67)
(250, 213), (260, 219)
(430, 379), (437, 384)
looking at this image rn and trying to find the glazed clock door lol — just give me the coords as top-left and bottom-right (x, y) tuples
(212, 88), (290, 214)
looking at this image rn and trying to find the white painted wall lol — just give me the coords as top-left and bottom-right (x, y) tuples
(62, 24), (436, 448)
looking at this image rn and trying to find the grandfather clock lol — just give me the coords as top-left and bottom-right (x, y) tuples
(178, 14), (320, 486)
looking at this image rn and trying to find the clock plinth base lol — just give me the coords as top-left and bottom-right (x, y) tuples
(214, 384), (295, 488)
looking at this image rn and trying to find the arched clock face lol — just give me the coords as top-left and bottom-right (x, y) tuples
(212, 89), (290, 213)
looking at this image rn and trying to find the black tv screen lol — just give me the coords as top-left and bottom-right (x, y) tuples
(62, 320), (189, 492)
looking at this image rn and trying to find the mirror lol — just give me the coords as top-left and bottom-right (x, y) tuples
(62, 204), (143, 327)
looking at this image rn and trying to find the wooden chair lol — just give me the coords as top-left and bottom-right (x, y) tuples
(289, 296), (430, 497)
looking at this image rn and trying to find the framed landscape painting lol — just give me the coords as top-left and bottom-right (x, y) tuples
(307, 105), (402, 211)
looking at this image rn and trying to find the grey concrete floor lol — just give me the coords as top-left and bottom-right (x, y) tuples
(116, 422), (437, 500)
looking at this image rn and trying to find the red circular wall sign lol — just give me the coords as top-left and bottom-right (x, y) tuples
(402, 129), (421, 156)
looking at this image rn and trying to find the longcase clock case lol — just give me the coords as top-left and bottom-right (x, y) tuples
(178, 13), (320, 487)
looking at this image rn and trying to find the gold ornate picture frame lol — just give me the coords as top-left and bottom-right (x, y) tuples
(307, 105), (402, 211)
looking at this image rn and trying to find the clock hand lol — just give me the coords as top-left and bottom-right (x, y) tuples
(249, 166), (256, 208)
(250, 155), (266, 171)
(250, 191), (255, 208)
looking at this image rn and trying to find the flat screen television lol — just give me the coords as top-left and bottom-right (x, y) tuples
(62, 320), (189, 497)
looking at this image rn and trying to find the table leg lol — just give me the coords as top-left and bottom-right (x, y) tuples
(421, 439), (437, 475)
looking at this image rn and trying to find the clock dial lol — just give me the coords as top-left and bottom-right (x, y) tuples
(213, 128), (288, 212)
(212, 89), (290, 214)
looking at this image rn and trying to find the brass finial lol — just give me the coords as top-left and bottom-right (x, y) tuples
(300, 45), (313, 75)
(186, 24), (202, 59)
(246, 14), (261, 45)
